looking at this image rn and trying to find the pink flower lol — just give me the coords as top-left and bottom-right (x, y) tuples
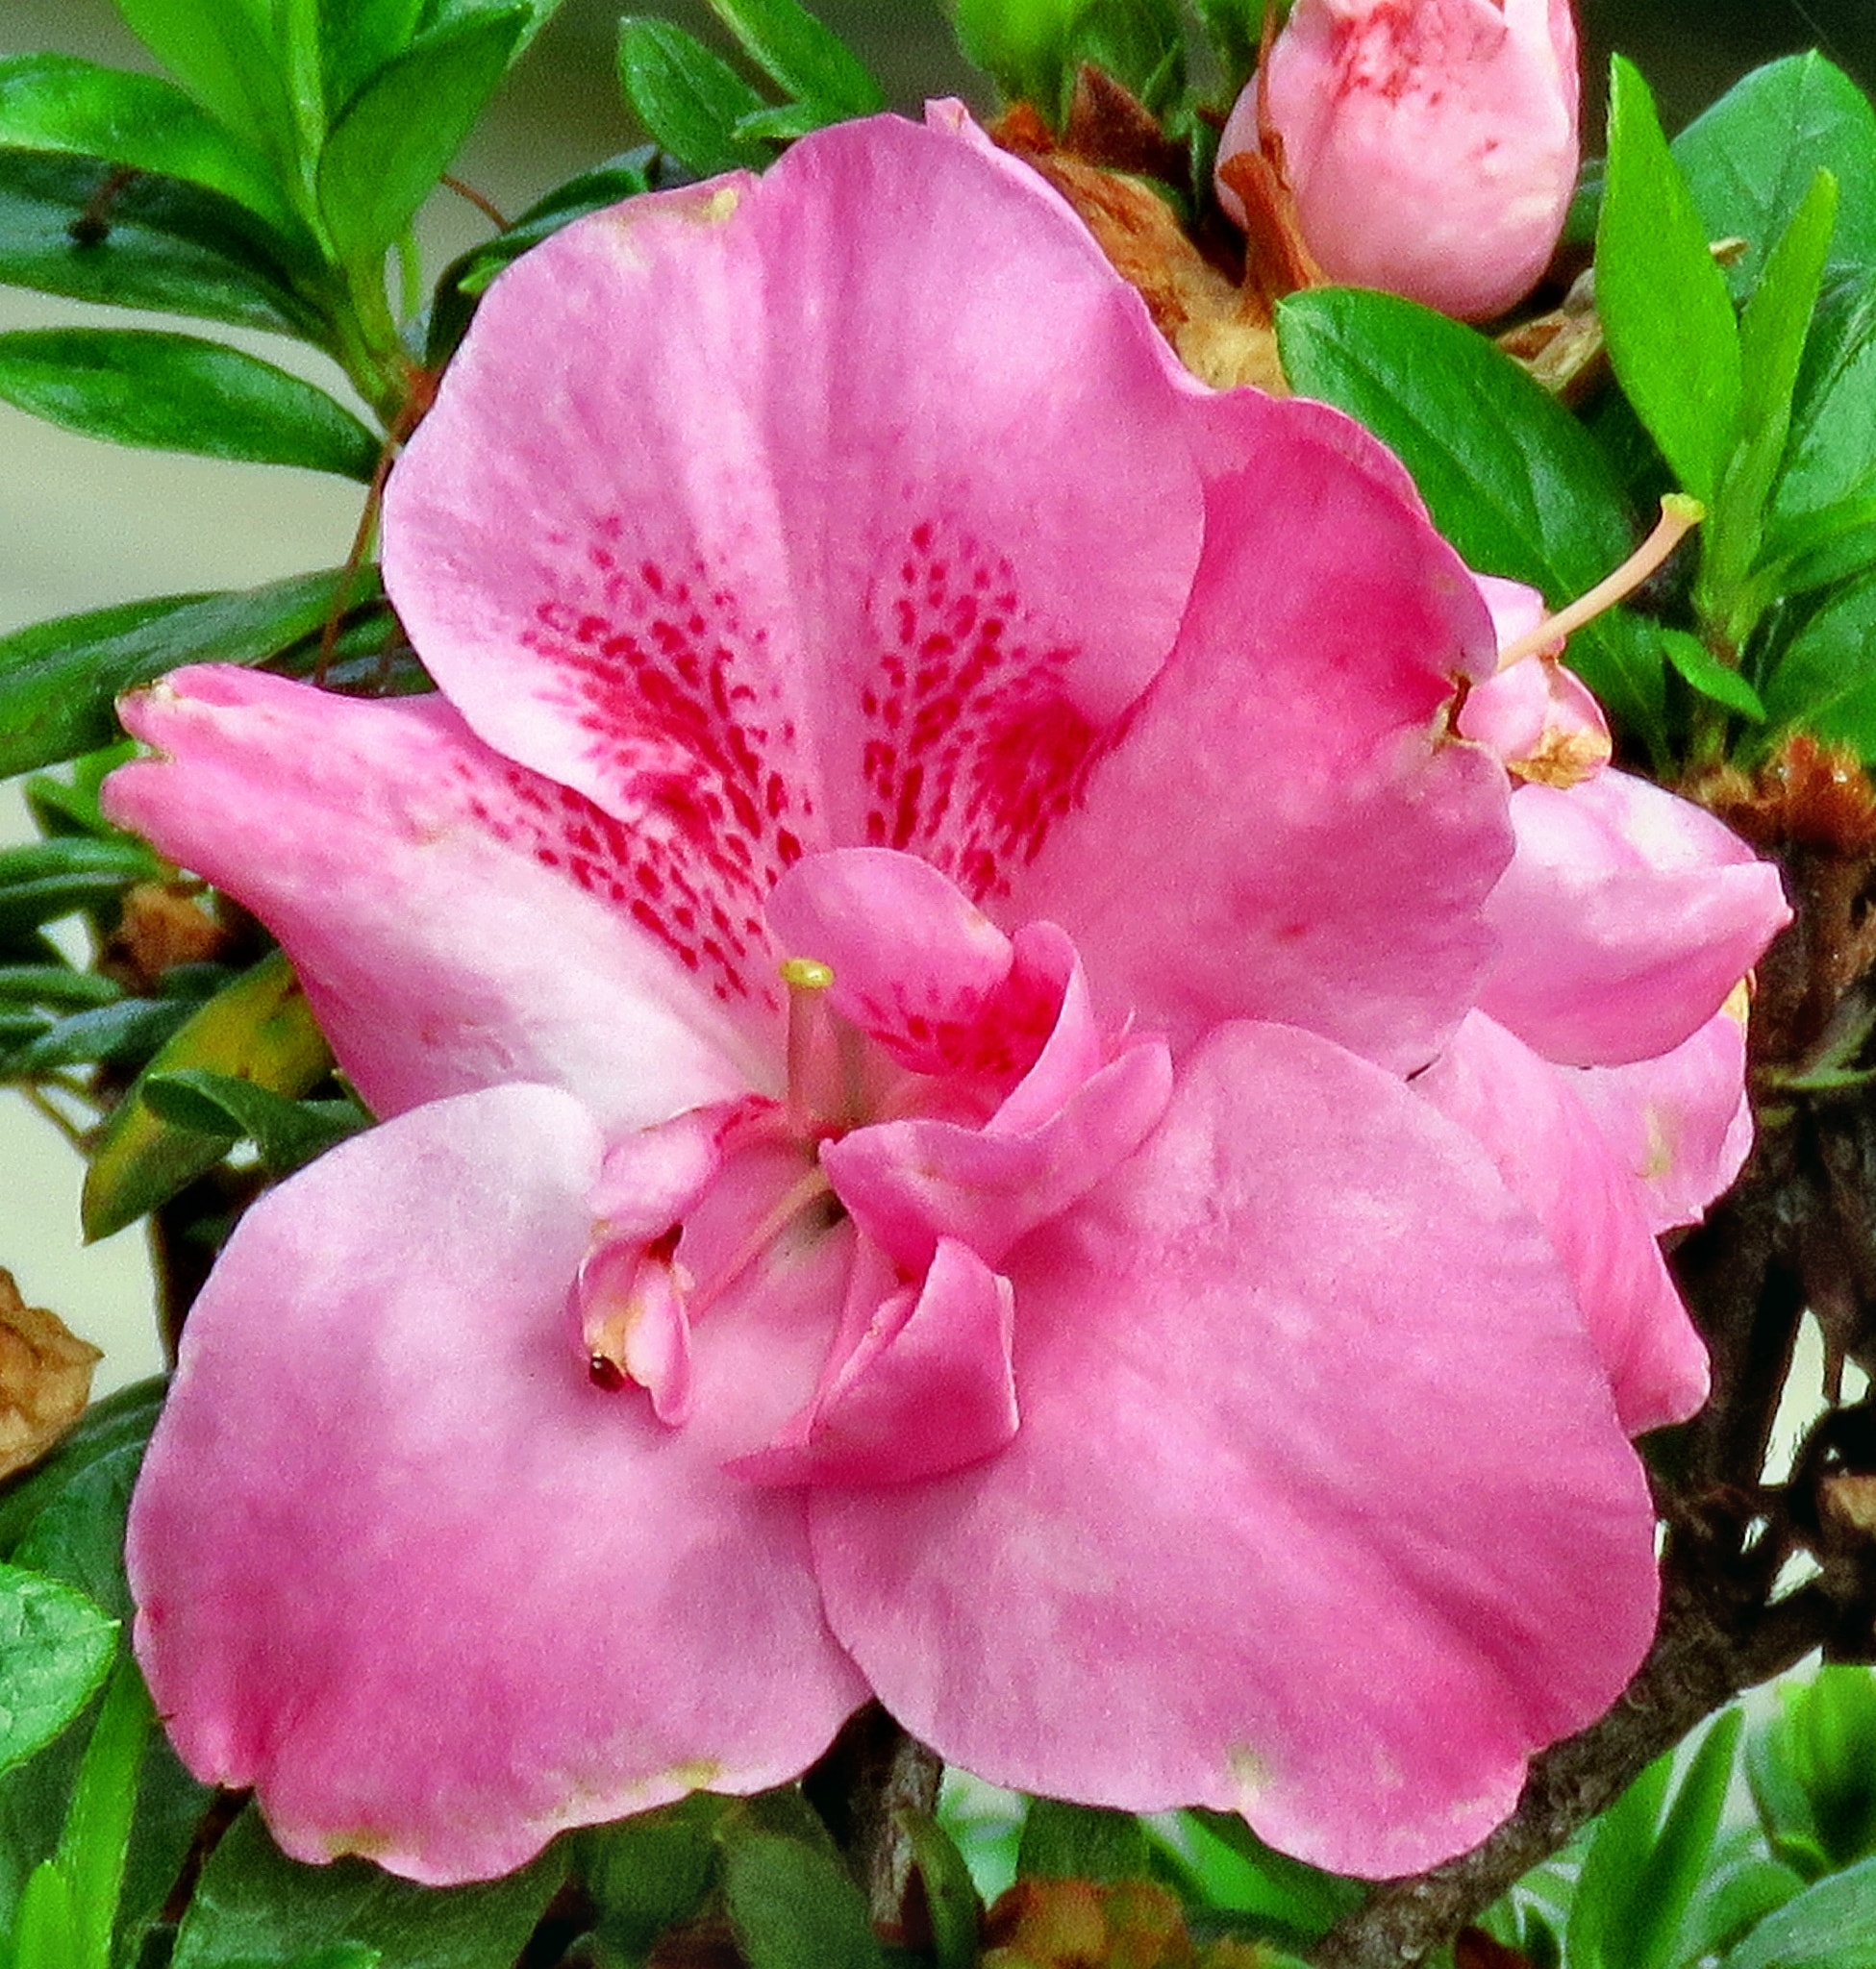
(1218, 0), (1582, 320)
(107, 112), (1773, 1888)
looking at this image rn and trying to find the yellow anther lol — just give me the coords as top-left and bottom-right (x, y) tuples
(779, 956), (835, 991)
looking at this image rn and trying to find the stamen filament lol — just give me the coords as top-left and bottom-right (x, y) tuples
(1496, 495), (1705, 671)
(781, 956), (836, 1136)
(687, 1165), (838, 1319)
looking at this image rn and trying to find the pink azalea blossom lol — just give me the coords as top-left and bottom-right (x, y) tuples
(107, 112), (1780, 1888)
(1218, 0), (1582, 320)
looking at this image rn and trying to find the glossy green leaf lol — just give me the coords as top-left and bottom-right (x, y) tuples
(1598, 55), (1743, 506)
(419, 0), (564, 62)
(1017, 1800), (1150, 1882)
(579, 1795), (724, 1958)
(142, 1068), (366, 1174)
(0, 1568), (117, 1781)
(1178, 1811), (1363, 1939)
(1276, 286), (1665, 749)
(11, 1857), (79, 1969)
(0, 148), (316, 339)
(1748, 1665), (1876, 1879)
(1678, 1851), (1806, 1965)
(1066, 0), (1187, 116)
(0, 1380), (163, 1559)
(1663, 629), (1766, 721)
(1630, 1710), (1745, 1969)
(14, 1445), (146, 1624)
(1723, 1855), (1876, 1969)
(109, 0), (300, 169)
(0, 56), (302, 241)
(617, 17), (768, 178)
(705, 0), (881, 117)
(1762, 574), (1876, 757)
(0, 328), (379, 477)
(83, 950), (335, 1240)
(171, 1804), (564, 1968)
(1777, 279), (1876, 528)
(316, 11), (526, 268)
(55, 1660), (154, 1969)
(320, 0), (427, 113)
(718, 1823), (884, 1969)
(896, 1808), (983, 1969)
(1703, 168), (1838, 633)
(1568, 1748), (1675, 1969)
(0, 567), (376, 778)
(1674, 53), (1876, 298)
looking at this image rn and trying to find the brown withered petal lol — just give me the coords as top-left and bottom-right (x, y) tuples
(0, 1269), (103, 1481)
(100, 881), (237, 997)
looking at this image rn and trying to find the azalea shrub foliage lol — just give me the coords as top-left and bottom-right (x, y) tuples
(4, 0), (1876, 1964)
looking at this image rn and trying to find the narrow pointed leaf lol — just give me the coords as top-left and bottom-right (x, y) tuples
(1777, 279), (1876, 526)
(0, 568), (380, 779)
(0, 1380), (164, 1558)
(4, 997), (200, 1074)
(56, 1660), (154, 1969)
(1674, 53), (1876, 298)
(141, 1068), (366, 1174)
(1276, 286), (1665, 748)
(703, 0), (881, 117)
(0, 1569), (118, 1779)
(1598, 55), (1743, 505)
(316, 11), (526, 268)
(0, 328), (379, 477)
(1663, 629), (1766, 721)
(0, 150), (316, 341)
(109, 0), (300, 170)
(1567, 1749), (1675, 1969)
(617, 17), (768, 177)
(0, 837), (163, 940)
(0, 56), (303, 240)
(719, 1824), (885, 1969)
(82, 950), (334, 1241)
(1763, 574), (1876, 756)
(1624, 1709), (1745, 1969)
(319, 0), (427, 114)
(11, 1857), (80, 1969)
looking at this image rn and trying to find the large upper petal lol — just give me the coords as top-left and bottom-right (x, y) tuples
(1480, 772), (1790, 1067)
(811, 1021), (1658, 1878)
(1013, 388), (1511, 1073)
(1415, 1010), (1710, 1433)
(383, 112), (1204, 907)
(128, 1084), (866, 1884)
(105, 666), (775, 1126)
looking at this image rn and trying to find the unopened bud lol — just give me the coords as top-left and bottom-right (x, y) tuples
(1217, 0), (1581, 321)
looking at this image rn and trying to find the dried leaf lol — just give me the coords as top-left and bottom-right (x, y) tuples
(0, 1270), (102, 1480)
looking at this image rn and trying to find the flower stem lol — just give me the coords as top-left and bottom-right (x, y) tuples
(802, 1702), (945, 1938)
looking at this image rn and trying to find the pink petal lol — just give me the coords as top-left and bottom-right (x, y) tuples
(106, 667), (774, 1127)
(1570, 1007), (1754, 1231)
(128, 1085), (865, 1884)
(1014, 387), (1512, 1073)
(735, 1237), (1019, 1487)
(812, 1022), (1659, 1878)
(1415, 1011), (1710, 1433)
(1481, 773), (1790, 1067)
(382, 113), (1204, 906)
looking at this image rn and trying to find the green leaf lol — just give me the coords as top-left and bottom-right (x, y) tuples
(320, 0), (427, 113)
(1016, 1800), (1149, 1882)
(0, 967), (121, 1010)
(83, 949), (334, 1241)
(1597, 55), (1743, 506)
(1748, 1666), (1876, 1878)
(1776, 278), (1876, 528)
(579, 1795), (724, 1959)
(704, 0), (881, 118)
(1178, 1812), (1363, 1940)
(1703, 168), (1839, 632)
(0, 149), (318, 336)
(896, 1808), (983, 1969)
(616, 17), (768, 178)
(55, 1659), (154, 1969)
(1188, 0), (1265, 97)
(0, 56), (304, 242)
(11, 1857), (79, 1969)
(0, 836), (163, 941)
(1275, 286), (1666, 750)
(717, 1822), (884, 1969)
(1723, 1854), (1876, 1969)
(109, 0), (301, 172)
(1568, 1749), (1675, 1969)
(0, 1569), (117, 1780)
(141, 1068), (366, 1174)
(0, 1379), (163, 1560)
(1066, 0), (1187, 117)
(1762, 573), (1876, 757)
(4, 997), (198, 1074)
(1674, 53), (1876, 299)
(0, 328), (379, 478)
(1625, 1709), (1745, 1969)
(1663, 629), (1767, 721)
(0, 566), (378, 778)
(316, 11), (527, 269)
(171, 1804), (564, 1968)
(14, 1442), (147, 1622)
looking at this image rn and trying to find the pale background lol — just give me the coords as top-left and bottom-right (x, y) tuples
(0, 0), (1869, 1395)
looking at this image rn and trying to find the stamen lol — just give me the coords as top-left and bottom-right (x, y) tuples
(781, 957), (836, 1135)
(1496, 495), (1705, 671)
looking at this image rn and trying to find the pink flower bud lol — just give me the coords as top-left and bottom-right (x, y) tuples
(1217, 0), (1580, 320)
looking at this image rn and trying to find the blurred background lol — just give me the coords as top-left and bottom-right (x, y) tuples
(1, 0), (1872, 1391)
